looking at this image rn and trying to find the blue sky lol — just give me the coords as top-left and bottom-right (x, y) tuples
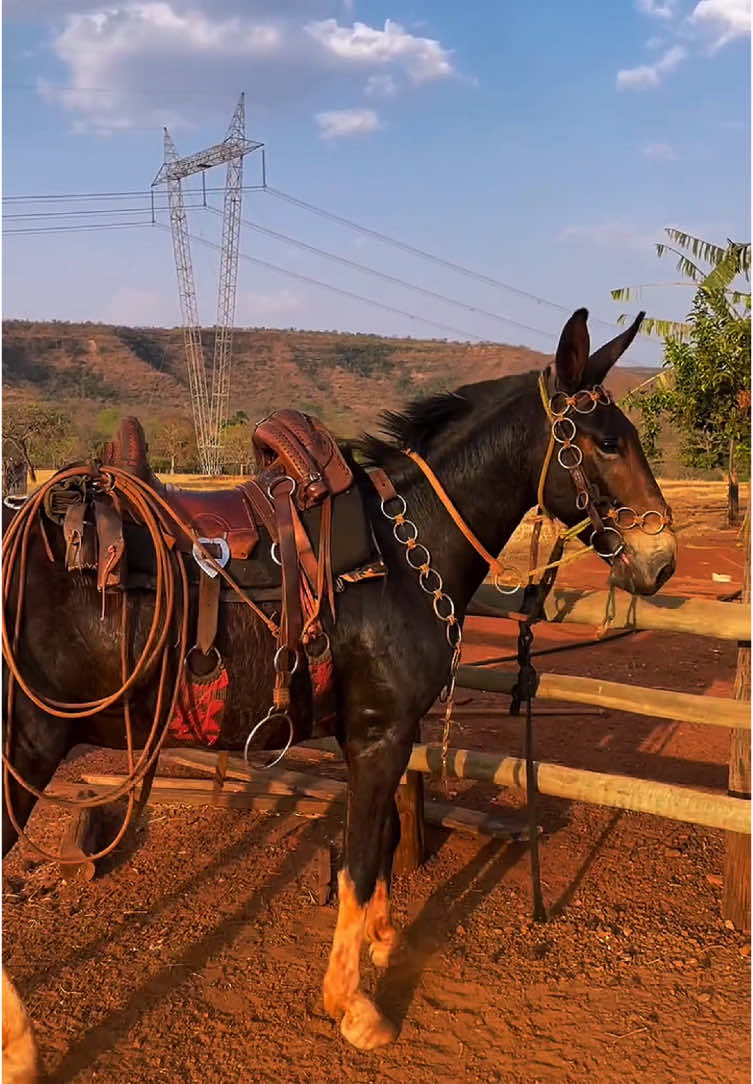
(2, 0), (750, 367)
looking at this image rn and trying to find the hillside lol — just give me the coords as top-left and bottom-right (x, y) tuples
(1, 320), (653, 438)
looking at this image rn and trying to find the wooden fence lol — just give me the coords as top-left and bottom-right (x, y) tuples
(448, 582), (750, 926)
(64, 583), (750, 925)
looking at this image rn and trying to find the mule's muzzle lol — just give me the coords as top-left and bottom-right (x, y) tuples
(607, 529), (677, 596)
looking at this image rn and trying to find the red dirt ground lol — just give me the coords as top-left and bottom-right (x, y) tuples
(3, 487), (750, 1083)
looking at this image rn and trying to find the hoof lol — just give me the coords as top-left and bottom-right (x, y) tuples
(2, 973), (38, 1084)
(340, 992), (398, 1050)
(322, 985), (342, 1021)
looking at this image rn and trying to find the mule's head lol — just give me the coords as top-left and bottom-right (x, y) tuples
(540, 308), (676, 596)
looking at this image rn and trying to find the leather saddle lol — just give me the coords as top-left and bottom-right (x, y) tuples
(97, 416), (380, 591)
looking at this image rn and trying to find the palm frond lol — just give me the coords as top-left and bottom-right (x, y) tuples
(655, 243), (705, 283)
(663, 229), (729, 267)
(616, 314), (691, 339)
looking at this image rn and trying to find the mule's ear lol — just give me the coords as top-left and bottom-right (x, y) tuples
(554, 308), (590, 391)
(584, 311), (645, 386)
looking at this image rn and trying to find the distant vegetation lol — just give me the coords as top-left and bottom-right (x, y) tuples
(2, 318), (659, 476)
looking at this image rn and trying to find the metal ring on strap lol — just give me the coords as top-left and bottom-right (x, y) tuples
(380, 493), (407, 520)
(640, 510), (667, 535)
(184, 643), (222, 678)
(405, 542), (432, 570)
(493, 569), (522, 595)
(557, 443), (583, 469)
(243, 709), (294, 769)
(589, 525), (624, 559)
(549, 391), (570, 418)
(433, 593), (455, 621)
(572, 390), (599, 414)
(273, 645), (299, 676)
(393, 518), (418, 544)
(419, 566), (443, 594)
(552, 416), (576, 444)
(266, 474), (296, 501)
(303, 631), (331, 659)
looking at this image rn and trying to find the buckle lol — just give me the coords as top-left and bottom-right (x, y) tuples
(192, 537), (231, 578)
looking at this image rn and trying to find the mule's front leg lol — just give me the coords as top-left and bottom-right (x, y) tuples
(323, 739), (408, 1049)
(364, 803), (401, 969)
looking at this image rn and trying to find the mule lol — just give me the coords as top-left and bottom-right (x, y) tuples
(2, 309), (676, 1075)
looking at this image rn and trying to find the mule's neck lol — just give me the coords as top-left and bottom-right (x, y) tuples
(384, 372), (549, 610)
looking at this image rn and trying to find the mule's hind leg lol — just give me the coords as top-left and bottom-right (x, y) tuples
(323, 736), (410, 1049)
(2, 971), (37, 1084)
(2, 698), (69, 1084)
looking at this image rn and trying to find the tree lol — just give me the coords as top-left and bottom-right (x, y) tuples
(221, 418), (254, 475)
(3, 402), (76, 477)
(614, 230), (751, 524)
(612, 229), (751, 340)
(147, 416), (196, 475)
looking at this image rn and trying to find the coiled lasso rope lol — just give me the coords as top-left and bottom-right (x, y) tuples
(2, 463), (277, 864)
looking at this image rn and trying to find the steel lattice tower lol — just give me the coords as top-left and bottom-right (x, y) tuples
(206, 95), (247, 474)
(153, 93), (262, 474)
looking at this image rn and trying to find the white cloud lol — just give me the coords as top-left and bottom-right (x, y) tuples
(616, 43), (686, 88)
(637, 0), (676, 18)
(690, 0), (751, 48)
(316, 107), (380, 139)
(307, 18), (453, 83)
(36, 2), (456, 133)
(642, 140), (677, 159)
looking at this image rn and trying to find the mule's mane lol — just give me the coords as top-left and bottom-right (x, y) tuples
(357, 370), (538, 467)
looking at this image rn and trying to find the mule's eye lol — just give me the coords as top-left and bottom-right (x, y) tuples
(599, 437), (620, 455)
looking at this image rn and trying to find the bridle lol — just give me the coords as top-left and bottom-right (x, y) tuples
(536, 371), (671, 565)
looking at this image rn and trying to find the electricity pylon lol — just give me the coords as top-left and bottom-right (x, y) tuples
(153, 93), (262, 474)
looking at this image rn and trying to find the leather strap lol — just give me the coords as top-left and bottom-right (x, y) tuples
(290, 502), (320, 592)
(404, 450), (510, 578)
(238, 479), (277, 540)
(93, 493), (125, 592)
(368, 468), (399, 504)
(197, 571), (221, 656)
(272, 481), (302, 651)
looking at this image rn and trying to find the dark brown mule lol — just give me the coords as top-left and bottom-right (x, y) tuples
(2, 310), (675, 1075)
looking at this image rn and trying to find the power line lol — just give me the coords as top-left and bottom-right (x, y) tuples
(161, 223), (493, 343)
(2, 184), (265, 203)
(5, 203), (204, 220)
(5, 220), (156, 236)
(215, 207), (557, 342)
(264, 186), (633, 336)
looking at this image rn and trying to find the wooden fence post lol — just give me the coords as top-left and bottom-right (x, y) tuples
(392, 771), (425, 875)
(723, 509), (751, 930)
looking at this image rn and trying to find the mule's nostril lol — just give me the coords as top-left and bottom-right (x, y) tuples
(655, 559), (674, 590)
